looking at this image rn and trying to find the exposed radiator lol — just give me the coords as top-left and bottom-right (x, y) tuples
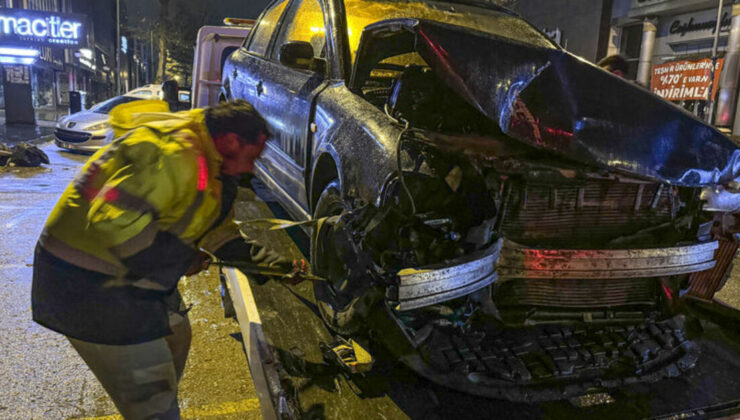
(495, 278), (657, 308)
(502, 182), (675, 247)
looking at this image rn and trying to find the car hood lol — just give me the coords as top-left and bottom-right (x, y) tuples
(409, 20), (740, 187)
(60, 111), (108, 128)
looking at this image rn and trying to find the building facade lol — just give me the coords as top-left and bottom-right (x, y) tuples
(610, 0), (740, 132)
(0, 0), (73, 113)
(514, 0), (740, 133)
(513, 0), (614, 62)
(0, 0), (148, 119)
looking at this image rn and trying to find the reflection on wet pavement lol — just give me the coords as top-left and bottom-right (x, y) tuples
(0, 124), (55, 146)
(0, 142), (258, 419)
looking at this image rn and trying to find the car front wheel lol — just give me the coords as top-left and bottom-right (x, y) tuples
(312, 180), (377, 335)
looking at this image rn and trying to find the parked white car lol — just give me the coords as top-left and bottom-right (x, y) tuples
(126, 84), (164, 99)
(54, 95), (147, 153)
(54, 85), (164, 153)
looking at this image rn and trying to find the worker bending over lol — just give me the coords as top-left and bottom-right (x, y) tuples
(32, 99), (302, 419)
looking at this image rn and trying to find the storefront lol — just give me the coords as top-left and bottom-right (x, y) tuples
(613, 0), (740, 131)
(0, 7), (86, 123)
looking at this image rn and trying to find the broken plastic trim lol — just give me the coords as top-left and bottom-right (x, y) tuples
(396, 239), (502, 311)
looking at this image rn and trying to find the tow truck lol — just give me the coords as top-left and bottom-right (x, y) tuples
(191, 18), (254, 108)
(191, 17), (740, 420)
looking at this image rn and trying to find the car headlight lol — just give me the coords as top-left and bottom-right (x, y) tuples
(86, 122), (110, 131)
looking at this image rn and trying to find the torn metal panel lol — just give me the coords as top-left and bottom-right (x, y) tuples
(688, 239), (740, 301)
(393, 19), (740, 187)
(498, 240), (718, 280)
(701, 185), (740, 212)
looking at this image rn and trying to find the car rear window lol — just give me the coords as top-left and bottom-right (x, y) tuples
(90, 96), (144, 114)
(345, 0), (554, 62)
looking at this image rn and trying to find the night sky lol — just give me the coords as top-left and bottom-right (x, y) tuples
(124, 0), (273, 26)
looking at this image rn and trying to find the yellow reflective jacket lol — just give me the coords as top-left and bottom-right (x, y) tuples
(40, 100), (240, 278)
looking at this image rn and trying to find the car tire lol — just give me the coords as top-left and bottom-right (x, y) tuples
(312, 180), (373, 335)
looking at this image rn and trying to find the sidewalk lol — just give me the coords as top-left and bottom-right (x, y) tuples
(0, 107), (64, 145)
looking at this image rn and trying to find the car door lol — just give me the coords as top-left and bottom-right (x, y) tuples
(227, 0), (289, 103)
(249, 0), (330, 219)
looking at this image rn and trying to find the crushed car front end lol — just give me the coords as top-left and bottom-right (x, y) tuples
(314, 134), (716, 400)
(306, 14), (740, 401)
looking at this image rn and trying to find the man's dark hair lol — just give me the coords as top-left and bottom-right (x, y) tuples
(597, 54), (629, 75)
(205, 99), (268, 144)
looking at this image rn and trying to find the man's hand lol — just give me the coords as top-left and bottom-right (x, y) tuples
(282, 258), (309, 285)
(185, 251), (211, 276)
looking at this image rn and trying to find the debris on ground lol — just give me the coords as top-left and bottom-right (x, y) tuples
(321, 336), (375, 375)
(0, 142), (49, 167)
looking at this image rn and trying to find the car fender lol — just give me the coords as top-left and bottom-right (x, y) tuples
(309, 145), (344, 213)
(311, 84), (401, 209)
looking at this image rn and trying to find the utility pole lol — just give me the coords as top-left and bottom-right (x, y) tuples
(116, 0), (121, 96)
(150, 30), (154, 84)
(707, 0), (725, 123)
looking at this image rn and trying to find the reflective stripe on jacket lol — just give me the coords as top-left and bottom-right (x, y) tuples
(40, 99), (241, 278)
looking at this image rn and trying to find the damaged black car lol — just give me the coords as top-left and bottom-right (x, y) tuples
(223, 0), (740, 401)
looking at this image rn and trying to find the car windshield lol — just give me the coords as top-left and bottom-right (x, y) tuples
(345, 0), (555, 63)
(90, 96), (143, 114)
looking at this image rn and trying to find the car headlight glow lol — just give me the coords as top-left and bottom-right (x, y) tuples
(86, 122), (110, 131)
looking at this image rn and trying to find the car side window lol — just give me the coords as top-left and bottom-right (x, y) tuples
(247, 0), (289, 57)
(270, 0), (327, 62)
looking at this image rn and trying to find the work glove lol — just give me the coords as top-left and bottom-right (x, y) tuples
(185, 251), (211, 276)
(215, 237), (309, 285)
(250, 243), (286, 268)
(282, 258), (309, 285)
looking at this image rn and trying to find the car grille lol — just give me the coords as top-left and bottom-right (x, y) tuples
(55, 128), (91, 143)
(495, 277), (657, 308)
(502, 182), (675, 248)
(496, 180), (685, 319)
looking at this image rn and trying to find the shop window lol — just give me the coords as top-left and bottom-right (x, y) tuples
(31, 67), (54, 108)
(620, 24), (642, 80)
(27, 0), (58, 11)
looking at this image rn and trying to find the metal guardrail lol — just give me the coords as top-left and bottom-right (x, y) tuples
(223, 268), (296, 420)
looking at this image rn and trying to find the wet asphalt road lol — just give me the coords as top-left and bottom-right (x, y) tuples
(4, 138), (740, 419)
(0, 141), (259, 419)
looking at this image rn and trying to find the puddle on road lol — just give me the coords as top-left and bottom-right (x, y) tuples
(0, 144), (89, 195)
(1, 143), (89, 180)
(0, 166), (51, 178)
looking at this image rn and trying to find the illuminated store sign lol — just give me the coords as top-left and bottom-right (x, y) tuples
(0, 8), (86, 47)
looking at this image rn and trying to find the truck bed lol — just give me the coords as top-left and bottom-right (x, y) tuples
(226, 179), (740, 419)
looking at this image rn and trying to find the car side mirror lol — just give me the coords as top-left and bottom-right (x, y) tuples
(279, 41), (314, 70)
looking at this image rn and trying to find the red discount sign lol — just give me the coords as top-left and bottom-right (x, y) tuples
(651, 58), (724, 101)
